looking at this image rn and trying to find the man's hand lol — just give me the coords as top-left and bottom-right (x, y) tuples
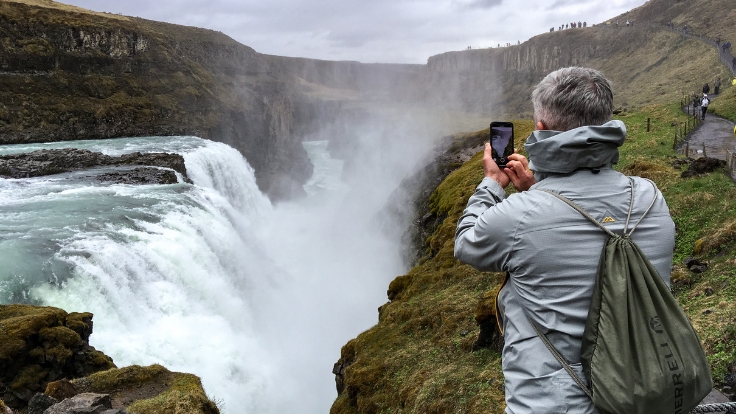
(504, 153), (537, 192)
(483, 143), (510, 188)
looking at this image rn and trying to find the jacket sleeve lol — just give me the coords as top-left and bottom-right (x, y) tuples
(454, 177), (517, 272)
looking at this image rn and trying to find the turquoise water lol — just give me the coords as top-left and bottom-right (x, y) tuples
(0, 136), (406, 413)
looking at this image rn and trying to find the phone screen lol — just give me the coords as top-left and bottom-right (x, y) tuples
(490, 122), (514, 167)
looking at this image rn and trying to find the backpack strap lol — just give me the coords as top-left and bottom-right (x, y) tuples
(538, 178), (659, 238)
(524, 314), (594, 399)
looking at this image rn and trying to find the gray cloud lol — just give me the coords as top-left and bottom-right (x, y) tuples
(461, 0), (504, 9)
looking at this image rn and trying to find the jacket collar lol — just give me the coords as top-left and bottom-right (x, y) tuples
(524, 120), (626, 179)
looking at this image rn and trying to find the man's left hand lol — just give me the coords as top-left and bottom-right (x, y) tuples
(504, 153), (537, 192)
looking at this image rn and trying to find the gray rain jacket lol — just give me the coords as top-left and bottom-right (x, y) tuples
(454, 120), (675, 414)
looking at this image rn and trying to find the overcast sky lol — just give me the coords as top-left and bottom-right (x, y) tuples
(62, 0), (647, 64)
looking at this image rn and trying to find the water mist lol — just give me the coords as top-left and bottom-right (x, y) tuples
(0, 113), (439, 413)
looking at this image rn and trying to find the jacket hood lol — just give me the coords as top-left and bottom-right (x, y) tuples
(524, 120), (626, 175)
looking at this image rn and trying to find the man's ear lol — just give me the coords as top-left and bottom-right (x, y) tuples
(536, 121), (547, 131)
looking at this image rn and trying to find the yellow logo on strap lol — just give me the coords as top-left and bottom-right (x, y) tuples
(602, 217), (616, 223)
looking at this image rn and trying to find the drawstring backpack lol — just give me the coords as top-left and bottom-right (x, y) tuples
(526, 178), (712, 414)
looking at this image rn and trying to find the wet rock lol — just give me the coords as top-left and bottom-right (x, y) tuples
(28, 393), (58, 414)
(95, 167), (179, 185)
(680, 157), (727, 178)
(684, 257), (709, 273)
(705, 287), (715, 297)
(43, 393), (111, 414)
(0, 149), (188, 182)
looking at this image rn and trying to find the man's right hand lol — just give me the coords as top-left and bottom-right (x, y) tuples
(504, 153), (537, 192)
(483, 143), (511, 188)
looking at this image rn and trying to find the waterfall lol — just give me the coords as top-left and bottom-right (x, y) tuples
(0, 135), (414, 413)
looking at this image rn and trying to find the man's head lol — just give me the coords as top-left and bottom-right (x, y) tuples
(531, 67), (613, 132)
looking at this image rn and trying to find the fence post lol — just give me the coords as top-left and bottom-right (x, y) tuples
(686, 141), (690, 157)
(703, 142), (707, 157)
(647, 118), (650, 132)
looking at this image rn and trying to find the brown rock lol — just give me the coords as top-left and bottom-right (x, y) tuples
(45, 379), (78, 401)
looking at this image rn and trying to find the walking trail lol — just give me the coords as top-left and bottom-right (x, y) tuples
(668, 26), (736, 180)
(683, 102), (736, 180)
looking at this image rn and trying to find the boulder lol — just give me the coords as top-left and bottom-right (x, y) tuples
(43, 393), (111, 414)
(28, 393), (58, 414)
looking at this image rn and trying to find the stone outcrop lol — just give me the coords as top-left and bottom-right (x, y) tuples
(0, 305), (219, 414)
(0, 305), (116, 410)
(0, 149), (189, 184)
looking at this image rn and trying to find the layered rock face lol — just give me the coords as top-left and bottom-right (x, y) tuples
(0, 1), (316, 200)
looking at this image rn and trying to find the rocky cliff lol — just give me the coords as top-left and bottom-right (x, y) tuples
(2, 0), (734, 201)
(0, 304), (219, 414)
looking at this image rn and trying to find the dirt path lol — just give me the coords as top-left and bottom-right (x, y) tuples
(683, 100), (736, 180)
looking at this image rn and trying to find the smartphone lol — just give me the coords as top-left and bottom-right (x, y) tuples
(490, 121), (514, 168)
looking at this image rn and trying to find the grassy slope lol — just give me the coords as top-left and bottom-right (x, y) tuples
(332, 103), (736, 412)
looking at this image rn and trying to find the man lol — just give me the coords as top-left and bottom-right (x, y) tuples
(454, 67), (675, 413)
(701, 93), (710, 120)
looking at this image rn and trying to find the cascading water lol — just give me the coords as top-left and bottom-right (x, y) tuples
(0, 134), (415, 413)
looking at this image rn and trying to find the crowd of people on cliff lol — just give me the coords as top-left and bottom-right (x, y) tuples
(550, 21), (587, 32)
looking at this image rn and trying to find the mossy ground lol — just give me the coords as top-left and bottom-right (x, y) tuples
(332, 102), (736, 413)
(74, 364), (219, 414)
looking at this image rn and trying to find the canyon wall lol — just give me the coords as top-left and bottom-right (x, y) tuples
(1, 0), (731, 201)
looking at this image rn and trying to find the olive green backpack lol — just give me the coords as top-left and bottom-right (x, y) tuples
(530, 180), (712, 414)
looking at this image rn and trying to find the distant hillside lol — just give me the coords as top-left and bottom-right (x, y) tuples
(427, 15), (731, 119)
(0, 0), (437, 200)
(1, 0), (734, 202)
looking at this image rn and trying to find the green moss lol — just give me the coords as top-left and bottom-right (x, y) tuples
(39, 326), (81, 347)
(709, 81), (736, 122)
(127, 372), (219, 414)
(87, 349), (115, 368)
(65, 312), (92, 336)
(45, 345), (73, 364)
(76, 364), (169, 392)
(0, 304), (68, 359)
(11, 364), (47, 390)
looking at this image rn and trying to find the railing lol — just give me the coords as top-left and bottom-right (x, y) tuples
(672, 108), (703, 155)
(727, 150), (736, 178)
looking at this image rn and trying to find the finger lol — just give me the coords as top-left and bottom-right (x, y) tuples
(507, 154), (529, 169)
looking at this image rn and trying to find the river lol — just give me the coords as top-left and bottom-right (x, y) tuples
(0, 134), (422, 413)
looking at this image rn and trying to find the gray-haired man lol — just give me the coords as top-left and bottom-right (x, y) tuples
(454, 67), (675, 413)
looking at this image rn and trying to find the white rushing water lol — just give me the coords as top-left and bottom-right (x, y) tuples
(0, 135), (418, 413)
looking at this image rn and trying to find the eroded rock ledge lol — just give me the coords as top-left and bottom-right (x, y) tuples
(0, 149), (189, 184)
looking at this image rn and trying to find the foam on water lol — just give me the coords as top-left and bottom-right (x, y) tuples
(0, 136), (409, 413)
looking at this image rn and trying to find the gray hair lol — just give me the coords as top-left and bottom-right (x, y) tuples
(531, 67), (613, 131)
